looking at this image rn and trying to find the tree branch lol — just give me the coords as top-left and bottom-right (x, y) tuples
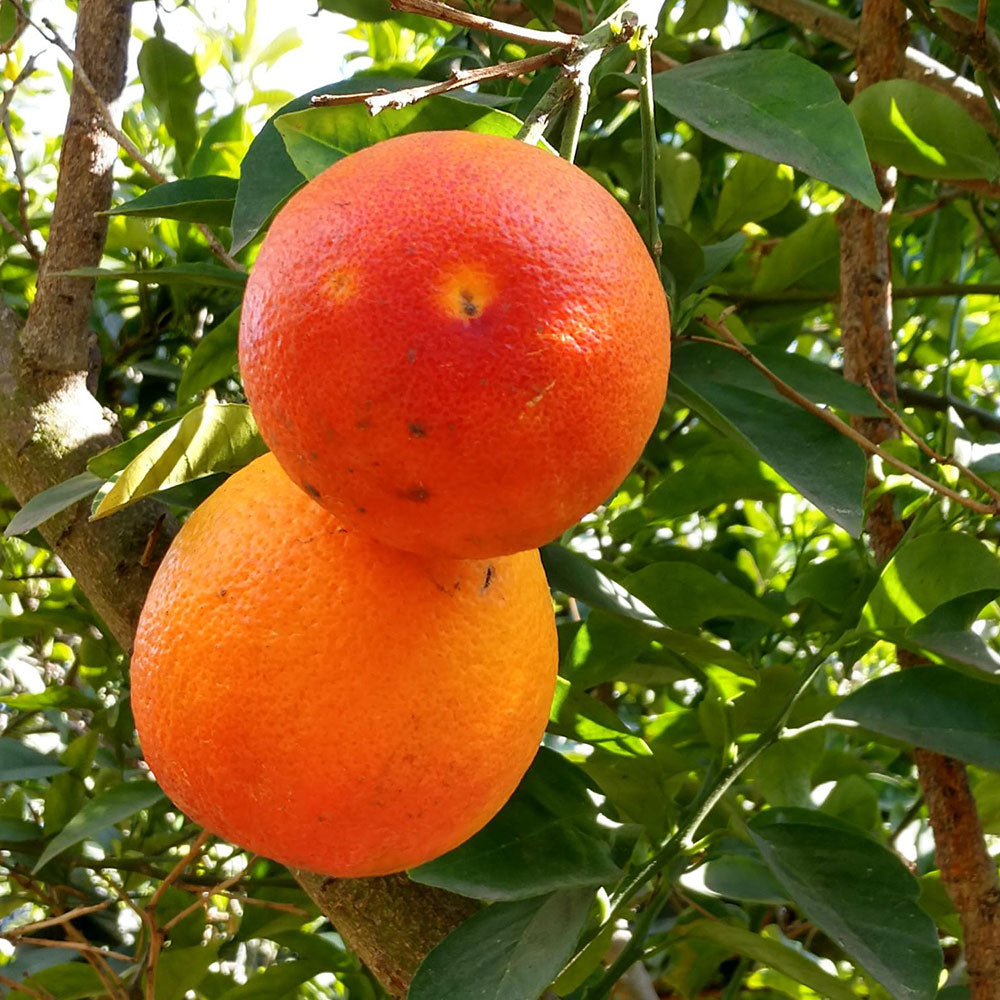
(391, 0), (577, 47)
(837, 0), (1000, 992)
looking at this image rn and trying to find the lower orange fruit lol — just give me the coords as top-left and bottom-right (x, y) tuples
(131, 454), (557, 877)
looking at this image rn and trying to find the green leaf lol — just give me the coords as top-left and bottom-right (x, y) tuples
(714, 153), (794, 235)
(409, 749), (620, 900)
(541, 544), (663, 629)
(624, 561), (780, 632)
(59, 264), (247, 289)
(673, 919), (856, 1000)
(671, 342), (866, 535)
(549, 676), (653, 755)
(90, 403), (266, 520)
(751, 213), (841, 294)
(852, 80), (1000, 180)
(274, 96), (526, 181)
(408, 888), (593, 1000)
(34, 779), (164, 871)
(646, 440), (778, 519)
(4, 472), (102, 537)
(2, 687), (102, 712)
(155, 944), (219, 1000)
(87, 418), (185, 479)
(679, 845), (788, 904)
(217, 959), (328, 1000)
(675, 0), (728, 33)
(138, 33), (203, 172)
(231, 76), (427, 252)
(7, 963), (107, 1000)
(750, 809), (942, 1000)
(0, 739), (69, 781)
(177, 308), (241, 400)
(652, 51), (880, 209)
(0, 818), (42, 842)
(862, 531), (1000, 632)
(658, 146), (701, 227)
(832, 666), (1000, 771)
(932, 0), (1000, 31)
(107, 176), (238, 226)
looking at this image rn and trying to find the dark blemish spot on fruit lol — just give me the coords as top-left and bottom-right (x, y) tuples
(347, 467), (355, 474)
(409, 422), (427, 438)
(302, 482), (321, 499)
(406, 348), (417, 363)
(481, 565), (495, 592)
(356, 506), (367, 514)
(219, 587), (228, 597)
(447, 421), (457, 433)
(373, 461), (381, 468)
(401, 484), (430, 502)
(308, 450), (319, 460)
(356, 419), (371, 429)
(460, 291), (479, 317)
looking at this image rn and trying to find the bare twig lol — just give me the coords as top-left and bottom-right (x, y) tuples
(389, 0), (578, 46)
(726, 282), (1000, 306)
(3, 901), (113, 936)
(2, 937), (134, 964)
(862, 376), (1000, 505)
(0, 973), (55, 1000)
(691, 318), (999, 516)
(0, 207), (42, 262)
(160, 855), (259, 934)
(311, 49), (565, 114)
(147, 829), (212, 912)
(896, 382), (1000, 435)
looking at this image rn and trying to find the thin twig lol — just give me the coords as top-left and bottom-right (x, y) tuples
(4, 901), (114, 936)
(516, 71), (574, 143)
(311, 49), (565, 114)
(10, 1), (242, 273)
(558, 47), (600, 161)
(0, 207), (42, 262)
(160, 856), (260, 934)
(2, 936), (134, 964)
(726, 282), (1000, 305)
(692, 317), (999, 516)
(147, 829), (212, 911)
(862, 376), (1000, 505)
(389, 0), (578, 47)
(0, 973), (55, 1000)
(637, 33), (661, 269)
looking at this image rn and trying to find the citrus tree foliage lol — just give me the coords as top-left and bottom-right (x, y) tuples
(2, 0), (1000, 998)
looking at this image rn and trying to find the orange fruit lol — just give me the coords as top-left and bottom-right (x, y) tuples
(240, 130), (670, 558)
(131, 453), (557, 877)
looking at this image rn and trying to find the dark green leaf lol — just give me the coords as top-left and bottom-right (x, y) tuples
(750, 809), (942, 1000)
(671, 343), (866, 535)
(624, 561), (780, 631)
(275, 96), (526, 180)
(673, 919), (856, 1000)
(408, 888), (593, 1000)
(5, 472), (102, 538)
(852, 80), (1000, 180)
(177, 308), (241, 400)
(652, 51), (880, 208)
(646, 440), (777, 519)
(87, 418), (184, 479)
(409, 749), (620, 900)
(90, 403), (265, 520)
(7, 963), (107, 1000)
(0, 739), (69, 781)
(155, 944), (219, 1000)
(679, 846), (788, 904)
(832, 666), (1000, 771)
(138, 34), (202, 172)
(34, 779), (164, 871)
(862, 532), (1000, 632)
(0, 818), (42, 842)
(541, 544), (663, 629)
(58, 264), (246, 289)
(231, 77), (425, 252)
(107, 177), (238, 226)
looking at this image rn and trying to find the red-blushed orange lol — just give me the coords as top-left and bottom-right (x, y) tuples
(239, 129), (670, 558)
(131, 453), (557, 877)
